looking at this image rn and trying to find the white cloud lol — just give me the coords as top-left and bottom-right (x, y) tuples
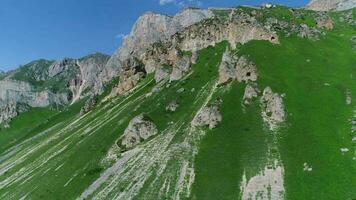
(158, 0), (203, 7)
(116, 33), (128, 40)
(159, 0), (175, 5)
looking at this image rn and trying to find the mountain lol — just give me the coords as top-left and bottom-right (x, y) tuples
(0, 1), (355, 200)
(307, 0), (356, 11)
(0, 53), (110, 127)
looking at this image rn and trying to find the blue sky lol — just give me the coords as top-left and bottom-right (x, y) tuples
(0, 0), (309, 71)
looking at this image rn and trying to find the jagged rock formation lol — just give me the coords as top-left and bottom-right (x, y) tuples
(0, 79), (68, 107)
(119, 114), (158, 149)
(243, 85), (259, 105)
(261, 87), (285, 131)
(166, 101), (179, 112)
(80, 95), (98, 115)
(107, 7), (279, 98)
(315, 14), (334, 29)
(109, 65), (146, 98)
(218, 49), (258, 85)
(307, 0), (356, 11)
(0, 102), (18, 128)
(192, 101), (222, 129)
(105, 8), (213, 79)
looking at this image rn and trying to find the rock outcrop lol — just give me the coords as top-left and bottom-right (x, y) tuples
(307, 0), (356, 11)
(80, 95), (98, 115)
(0, 79), (68, 107)
(109, 66), (146, 98)
(0, 102), (18, 128)
(315, 14), (334, 29)
(120, 114), (158, 149)
(192, 101), (222, 129)
(261, 87), (285, 131)
(105, 8), (214, 79)
(218, 49), (258, 85)
(243, 85), (259, 105)
(166, 101), (179, 112)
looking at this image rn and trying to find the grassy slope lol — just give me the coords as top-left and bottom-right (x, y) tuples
(0, 7), (355, 200)
(193, 9), (356, 200)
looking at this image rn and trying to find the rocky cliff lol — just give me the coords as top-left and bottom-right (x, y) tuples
(307, 0), (356, 11)
(0, 53), (110, 127)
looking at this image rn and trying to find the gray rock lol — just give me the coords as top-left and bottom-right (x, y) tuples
(155, 65), (171, 83)
(0, 102), (18, 128)
(166, 101), (179, 112)
(120, 114), (158, 149)
(261, 87), (285, 131)
(243, 85), (259, 105)
(192, 102), (222, 129)
(170, 56), (191, 81)
(218, 49), (258, 85)
(105, 8), (213, 77)
(80, 95), (98, 115)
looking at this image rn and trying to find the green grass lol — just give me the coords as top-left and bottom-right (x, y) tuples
(0, 108), (57, 154)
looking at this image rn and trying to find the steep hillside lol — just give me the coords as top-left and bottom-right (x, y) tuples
(0, 4), (355, 200)
(0, 53), (110, 128)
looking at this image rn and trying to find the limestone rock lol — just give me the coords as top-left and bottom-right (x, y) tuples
(298, 24), (321, 39)
(110, 67), (146, 97)
(218, 49), (258, 85)
(316, 14), (334, 29)
(218, 49), (238, 85)
(235, 56), (258, 83)
(307, 0), (356, 11)
(0, 102), (18, 128)
(80, 95), (98, 115)
(170, 56), (191, 81)
(120, 114), (158, 149)
(155, 65), (171, 83)
(192, 102), (222, 129)
(261, 87), (285, 131)
(166, 101), (179, 112)
(243, 85), (259, 105)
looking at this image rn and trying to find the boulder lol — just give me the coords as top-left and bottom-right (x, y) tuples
(192, 102), (222, 129)
(235, 56), (258, 83)
(155, 65), (172, 83)
(0, 102), (18, 128)
(316, 15), (334, 30)
(218, 49), (238, 85)
(218, 50), (258, 85)
(261, 87), (285, 131)
(170, 56), (191, 81)
(166, 101), (179, 112)
(243, 85), (259, 105)
(120, 114), (158, 149)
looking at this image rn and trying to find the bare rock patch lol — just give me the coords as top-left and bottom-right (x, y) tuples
(119, 114), (158, 150)
(261, 87), (285, 131)
(192, 101), (222, 129)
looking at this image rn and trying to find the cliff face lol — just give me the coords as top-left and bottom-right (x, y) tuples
(307, 0), (356, 11)
(104, 8), (214, 81)
(0, 53), (110, 126)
